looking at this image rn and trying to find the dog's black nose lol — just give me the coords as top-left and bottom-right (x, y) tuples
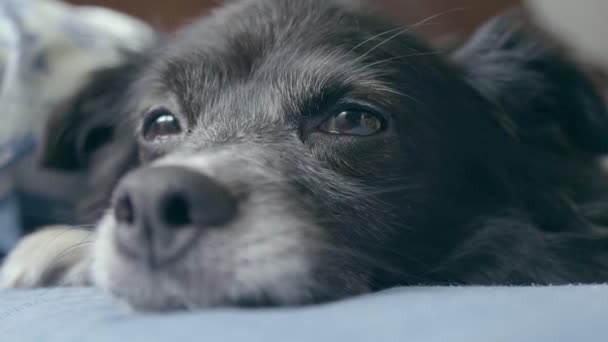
(112, 166), (237, 267)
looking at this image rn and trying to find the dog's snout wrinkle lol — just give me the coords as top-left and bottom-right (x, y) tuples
(112, 166), (238, 267)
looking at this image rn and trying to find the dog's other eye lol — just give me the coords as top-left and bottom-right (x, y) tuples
(319, 110), (384, 136)
(143, 108), (182, 141)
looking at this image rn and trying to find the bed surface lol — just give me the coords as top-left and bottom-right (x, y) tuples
(1, 285), (607, 342)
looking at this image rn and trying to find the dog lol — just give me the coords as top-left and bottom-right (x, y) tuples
(3, 0), (608, 311)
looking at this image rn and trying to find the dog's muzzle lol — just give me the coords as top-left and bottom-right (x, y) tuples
(111, 166), (238, 268)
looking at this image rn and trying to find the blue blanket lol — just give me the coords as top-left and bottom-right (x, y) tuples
(1, 286), (607, 342)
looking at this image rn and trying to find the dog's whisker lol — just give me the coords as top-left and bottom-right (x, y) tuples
(38, 237), (94, 284)
(348, 26), (412, 53)
(360, 51), (445, 70)
(355, 7), (468, 63)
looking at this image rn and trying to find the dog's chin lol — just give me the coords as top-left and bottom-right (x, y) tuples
(90, 213), (347, 311)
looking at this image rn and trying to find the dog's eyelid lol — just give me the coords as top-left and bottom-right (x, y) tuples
(336, 99), (384, 116)
(328, 97), (391, 125)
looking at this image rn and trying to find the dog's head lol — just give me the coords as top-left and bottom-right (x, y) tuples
(41, 0), (608, 310)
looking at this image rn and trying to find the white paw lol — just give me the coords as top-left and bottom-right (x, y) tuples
(0, 227), (94, 288)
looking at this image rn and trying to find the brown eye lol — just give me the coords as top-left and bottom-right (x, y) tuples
(319, 110), (384, 136)
(143, 108), (182, 141)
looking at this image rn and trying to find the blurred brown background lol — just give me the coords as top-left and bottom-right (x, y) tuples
(66, 0), (520, 38)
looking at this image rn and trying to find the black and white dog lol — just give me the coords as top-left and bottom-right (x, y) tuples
(3, 0), (608, 311)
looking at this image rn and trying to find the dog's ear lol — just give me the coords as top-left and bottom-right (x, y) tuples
(451, 10), (608, 154)
(41, 56), (141, 170)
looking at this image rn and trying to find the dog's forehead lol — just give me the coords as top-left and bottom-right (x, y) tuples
(140, 0), (427, 124)
(161, 2), (374, 78)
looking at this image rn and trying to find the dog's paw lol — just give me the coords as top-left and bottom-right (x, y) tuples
(0, 227), (94, 288)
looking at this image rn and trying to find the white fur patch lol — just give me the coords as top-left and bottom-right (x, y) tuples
(0, 227), (93, 288)
(91, 152), (322, 309)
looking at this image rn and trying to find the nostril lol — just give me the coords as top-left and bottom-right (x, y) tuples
(115, 194), (135, 224)
(162, 193), (191, 228)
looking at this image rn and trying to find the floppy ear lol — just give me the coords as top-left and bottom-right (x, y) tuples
(41, 56), (141, 170)
(451, 10), (608, 154)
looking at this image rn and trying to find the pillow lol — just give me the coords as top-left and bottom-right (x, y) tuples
(0, 0), (153, 255)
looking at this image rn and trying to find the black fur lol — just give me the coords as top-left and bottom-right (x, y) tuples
(38, 0), (608, 308)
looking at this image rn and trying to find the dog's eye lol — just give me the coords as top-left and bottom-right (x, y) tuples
(319, 110), (384, 136)
(143, 108), (182, 141)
